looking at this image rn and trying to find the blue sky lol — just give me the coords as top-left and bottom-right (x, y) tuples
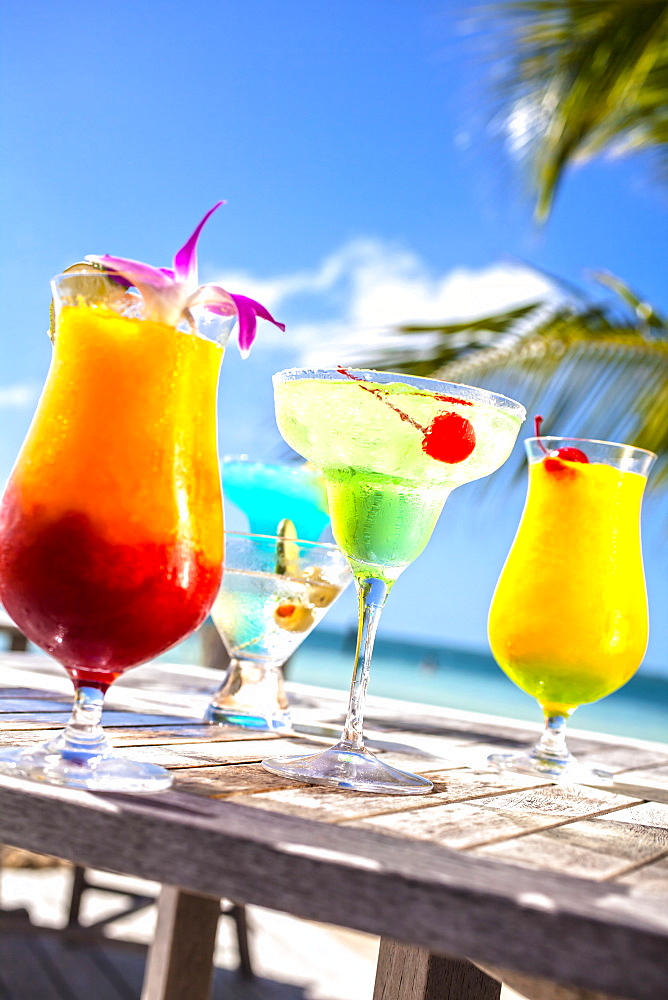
(1, 0), (666, 667)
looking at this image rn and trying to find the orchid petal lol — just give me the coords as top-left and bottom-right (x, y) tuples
(86, 205), (284, 355)
(230, 293), (286, 357)
(187, 283), (238, 316)
(172, 201), (225, 285)
(87, 255), (174, 290)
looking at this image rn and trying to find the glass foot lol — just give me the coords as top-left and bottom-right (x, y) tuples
(488, 750), (613, 785)
(204, 658), (293, 734)
(262, 741), (433, 795)
(0, 742), (172, 792)
(205, 703), (293, 733)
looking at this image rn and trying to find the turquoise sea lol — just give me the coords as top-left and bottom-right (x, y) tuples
(159, 626), (667, 745)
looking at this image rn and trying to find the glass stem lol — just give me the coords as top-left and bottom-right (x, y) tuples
(531, 714), (573, 767)
(60, 685), (110, 758)
(340, 577), (389, 750)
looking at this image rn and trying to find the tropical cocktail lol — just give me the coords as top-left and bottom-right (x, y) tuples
(0, 204), (283, 791)
(222, 457), (329, 540)
(262, 368), (525, 794)
(488, 431), (655, 781)
(206, 529), (350, 731)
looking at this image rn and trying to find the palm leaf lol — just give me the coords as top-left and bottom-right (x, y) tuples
(492, 0), (668, 216)
(350, 271), (668, 491)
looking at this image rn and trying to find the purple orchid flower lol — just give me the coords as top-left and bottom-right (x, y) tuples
(87, 202), (284, 357)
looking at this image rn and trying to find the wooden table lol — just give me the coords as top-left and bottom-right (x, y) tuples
(0, 650), (666, 1000)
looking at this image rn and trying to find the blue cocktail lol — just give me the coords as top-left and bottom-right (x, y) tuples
(222, 458), (330, 541)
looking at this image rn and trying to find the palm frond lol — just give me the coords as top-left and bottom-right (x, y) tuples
(492, 0), (668, 216)
(437, 332), (668, 485)
(350, 270), (668, 490)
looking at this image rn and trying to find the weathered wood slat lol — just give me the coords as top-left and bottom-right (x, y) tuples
(471, 801), (668, 881)
(113, 736), (316, 768)
(226, 768), (550, 824)
(345, 782), (639, 851)
(0, 692), (70, 707)
(578, 747), (668, 771)
(0, 725), (281, 749)
(607, 764), (668, 804)
(0, 712), (73, 727)
(171, 762), (305, 797)
(613, 854), (668, 894)
(0, 711), (196, 728)
(105, 725), (279, 746)
(0, 777), (665, 1000)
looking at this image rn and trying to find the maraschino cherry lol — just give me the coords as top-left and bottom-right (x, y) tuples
(534, 415), (589, 469)
(422, 411), (476, 463)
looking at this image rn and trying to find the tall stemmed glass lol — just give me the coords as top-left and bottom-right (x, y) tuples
(262, 368), (525, 794)
(488, 436), (656, 783)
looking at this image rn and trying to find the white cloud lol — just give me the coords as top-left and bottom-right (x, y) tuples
(214, 238), (560, 364)
(0, 382), (40, 409)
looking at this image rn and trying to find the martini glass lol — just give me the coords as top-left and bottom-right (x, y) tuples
(488, 436), (656, 783)
(262, 368), (525, 794)
(205, 530), (351, 731)
(223, 457), (330, 541)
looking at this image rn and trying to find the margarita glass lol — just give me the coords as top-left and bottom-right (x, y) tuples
(262, 368), (525, 794)
(488, 435), (655, 783)
(222, 457), (329, 540)
(206, 530), (350, 731)
(0, 206), (283, 791)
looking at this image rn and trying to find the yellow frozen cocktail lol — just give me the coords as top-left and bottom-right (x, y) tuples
(488, 426), (655, 781)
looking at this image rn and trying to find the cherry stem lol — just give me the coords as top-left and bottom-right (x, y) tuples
(336, 367), (427, 433)
(534, 414), (549, 454)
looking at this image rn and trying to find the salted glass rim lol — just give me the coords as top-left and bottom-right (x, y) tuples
(525, 435), (657, 461)
(273, 367), (527, 420)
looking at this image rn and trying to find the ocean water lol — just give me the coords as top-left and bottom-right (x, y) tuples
(159, 625), (668, 745)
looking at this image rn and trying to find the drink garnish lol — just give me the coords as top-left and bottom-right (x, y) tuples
(301, 567), (339, 607)
(534, 414), (589, 469)
(86, 202), (284, 356)
(534, 415), (549, 454)
(434, 394), (473, 406)
(273, 518), (317, 632)
(422, 411), (476, 463)
(273, 601), (316, 632)
(336, 367), (476, 465)
(275, 518), (300, 576)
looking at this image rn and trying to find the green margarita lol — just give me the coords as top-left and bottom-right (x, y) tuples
(263, 368), (525, 796)
(275, 373), (523, 581)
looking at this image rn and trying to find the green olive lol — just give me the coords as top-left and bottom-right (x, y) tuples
(273, 602), (316, 633)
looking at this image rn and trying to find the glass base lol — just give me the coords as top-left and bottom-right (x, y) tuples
(0, 741), (173, 792)
(204, 658), (293, 734)
(488, 750), (613, 785)
(262, 741), (434, 795)
(205, 703), (293, 733)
